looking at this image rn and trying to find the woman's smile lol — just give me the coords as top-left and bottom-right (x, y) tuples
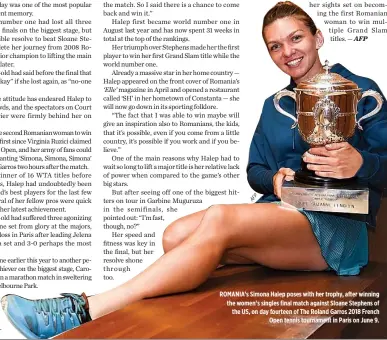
(285, 56), (303, 68)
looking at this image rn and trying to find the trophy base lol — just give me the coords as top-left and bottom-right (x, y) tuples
(281, 181), (369, 214)
(294, 169), (356, 188)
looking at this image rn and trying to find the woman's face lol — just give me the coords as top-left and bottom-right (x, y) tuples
(263, 17), (324, 84)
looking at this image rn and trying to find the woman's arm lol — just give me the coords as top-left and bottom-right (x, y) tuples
(247, 140), (276, 195)
(246, 101), (276, 195)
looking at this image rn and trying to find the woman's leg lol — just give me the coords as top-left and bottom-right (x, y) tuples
(162, 209), (206, 253)
(163, 209), (255, 265)
(88, 203), (327, 319)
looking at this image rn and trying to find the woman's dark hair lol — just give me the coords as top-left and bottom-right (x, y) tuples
(262, 1), (317, 40)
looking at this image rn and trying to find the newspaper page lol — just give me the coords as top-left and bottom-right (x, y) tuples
(0, 0), (386, 338)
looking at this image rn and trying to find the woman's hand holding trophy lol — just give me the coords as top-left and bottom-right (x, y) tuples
(303, 142), (364, 179)
(273, 168), (295, 199)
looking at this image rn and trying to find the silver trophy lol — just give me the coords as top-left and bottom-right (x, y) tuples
(273, 61), (383, 213)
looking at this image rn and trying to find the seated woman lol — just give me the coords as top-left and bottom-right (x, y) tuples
(2, 2), (387, 339)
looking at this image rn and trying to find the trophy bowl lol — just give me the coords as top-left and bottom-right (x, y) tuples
(274, 61), (383, 187)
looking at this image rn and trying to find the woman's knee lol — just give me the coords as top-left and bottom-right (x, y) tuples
(163, 205), (231, 252)
(162, 215), (198, 252)
(200, 204), (230, 240)
(162, 221), (184, 253)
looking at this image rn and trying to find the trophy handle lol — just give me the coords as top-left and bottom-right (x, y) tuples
(273, 90), (297, 128)
(357, 90), (384, 130)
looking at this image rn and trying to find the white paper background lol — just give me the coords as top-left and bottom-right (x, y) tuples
(0, 0), (386, 338)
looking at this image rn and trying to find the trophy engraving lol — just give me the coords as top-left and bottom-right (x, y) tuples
(307, 96), (341, 145)
(273, 61), (384, 213)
